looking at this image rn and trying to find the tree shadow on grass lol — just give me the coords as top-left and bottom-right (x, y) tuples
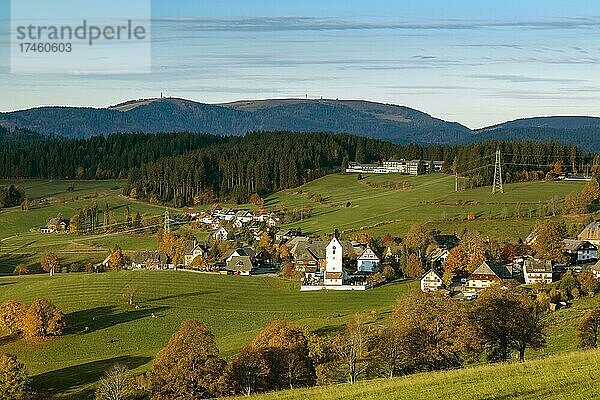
(146, 290), (219, 303)
(65, 305), (171, 335)
(32, 355), (151, 397)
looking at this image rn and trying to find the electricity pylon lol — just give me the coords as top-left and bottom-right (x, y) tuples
(492, 148), (504, 194)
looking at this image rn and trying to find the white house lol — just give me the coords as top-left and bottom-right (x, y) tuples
(523, 258), (553, 285)
(420, 268), (444, 292)
(466, 261), (513, 292)
(184, 240), (208, 267)
(324, 236), (344, 286)
(212, 227), (229, 241)
(357, 247), (380, 272)
(564, 239), (598, 264)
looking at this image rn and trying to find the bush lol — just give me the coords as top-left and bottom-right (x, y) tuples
(13, 265), (29, 276)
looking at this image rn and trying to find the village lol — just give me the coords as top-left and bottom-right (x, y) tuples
(37, 201), (600, 302)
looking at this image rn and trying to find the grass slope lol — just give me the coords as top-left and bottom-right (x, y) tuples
(0, 271), (415, 397)
(246, 350), (600, 400)
(267, 173), (583, 239)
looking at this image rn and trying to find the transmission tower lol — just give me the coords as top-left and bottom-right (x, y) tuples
(492, 148), (504, 194)
(164, 209), (171, 233)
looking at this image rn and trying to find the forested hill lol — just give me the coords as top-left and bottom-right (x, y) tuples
(0, 97), (471, 144)
(482, 116), (600, 130)
(470, 127), (600, 152)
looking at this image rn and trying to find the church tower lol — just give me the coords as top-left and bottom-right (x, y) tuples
(325, 235), (343, 285)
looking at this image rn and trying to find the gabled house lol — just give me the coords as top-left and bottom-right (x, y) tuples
(578, 222), (600, 246)
(225, 247), (257, 275)
(132, 251), (170, 269)
(223, 209), (237, 221)
(466, 261), (513, 292)
(421, 268), (444, 292)
(426, 248), (449, 269)
(564, 239), (598, 264)
(523, 258), (553, 285)
(184, 240), (208, 267)
(40, 217), (69, 233)
(235, 210), (253, 224)
(356, 247), (380, 273)
(212, 227), (229, 241)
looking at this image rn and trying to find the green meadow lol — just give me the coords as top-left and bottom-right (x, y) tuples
(0, 271), (415, 398)
(266, 173), (584, 239)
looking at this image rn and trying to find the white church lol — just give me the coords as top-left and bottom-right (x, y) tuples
(300, 235), (375, 291)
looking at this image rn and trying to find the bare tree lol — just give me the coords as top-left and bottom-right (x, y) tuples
(95, 364), (136, 400)
(122, 285), (138, 306)
(331, 313), (369, 384)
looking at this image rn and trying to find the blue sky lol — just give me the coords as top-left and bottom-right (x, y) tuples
(1, 0), (599, 128)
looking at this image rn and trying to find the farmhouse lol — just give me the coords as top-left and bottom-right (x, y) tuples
(523, 258), (553, 285)
(356, 246), (380, 272)
(132, 251), (170, 269)
(577, 221), (600, 246)
(225, 247), (257, 275)
(346, 159), (444, 175)
(420, 268), (444, 292)
(40, 217), (70, 233)
(563, 239), (598, 264)
(212, 226), (229, 241)
(466, 262), (513, 292)
(184, 240), (208, 267)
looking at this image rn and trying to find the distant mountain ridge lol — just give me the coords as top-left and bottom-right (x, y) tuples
(0, 97), (471, 144)
(1, 98), (600, 149)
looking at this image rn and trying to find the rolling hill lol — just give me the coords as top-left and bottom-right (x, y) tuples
(0, 97), (471, 144)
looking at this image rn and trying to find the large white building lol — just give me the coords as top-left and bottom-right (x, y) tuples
(357, 247), (380, 272)
(346, 159), (443, 175)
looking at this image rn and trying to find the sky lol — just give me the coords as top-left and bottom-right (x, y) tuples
(1, 0), (599, 128)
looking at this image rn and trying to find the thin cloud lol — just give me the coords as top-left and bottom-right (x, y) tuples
(471, 74), (588, 84)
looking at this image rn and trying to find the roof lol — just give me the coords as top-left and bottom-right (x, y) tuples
(524, 258), (553, 274)
(591, 260), (600, 272)
(421, 267), (443, 281)
(325, 272), (343, 280)
(469, 261), (513, 280)
(564, 239), (597, 252)
(226, 256), (254, 272)
(133, 251), (169, 264)
(433, 234), (459, 249)
(579, 222), (600, 241)
(184, 240), (206, 255)
(426, 248), (449, 263)
(357, 247), (380, 261)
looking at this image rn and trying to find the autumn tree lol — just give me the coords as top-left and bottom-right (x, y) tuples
(0, 300), (26, 335)
(460, 231), (488, 272)
(227, 346), (270, 396)
(0, 353), (29, 400)
(13, 264), (29, 276)
(107, 247), (128, 272)
(392, 291), (476, 372)
(403, 225), (433, 259)
(21, 298), (65, 339)
(41, 252), (60, 276)
(531, 220), (567, 263)
(443, 246), (469, 277)
(150, 320), (226, 399)
(250, 320), (316, 390)
(95, 364), (136, 400)
(368, 325), (407, 378)
(578, 271), (599, 297)
(278, 244), (291, 261)
(189, 255), (209, 271)
(330, 313), (370, 384)
(470, 287), (545, 362)
(578, 308), (600, 349)
(405, 253), (424, 278)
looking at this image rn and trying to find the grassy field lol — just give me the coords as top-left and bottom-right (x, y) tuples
(0, 180), (187, 274)
(246, 349), (600, 400)
(0, 271), (416, 398)
(267, 173), (584, 240)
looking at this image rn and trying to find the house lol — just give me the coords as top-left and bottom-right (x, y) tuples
(40, 217), (69, 233)
(275, 229), (297, 243)
(578, 222), (600, 246)
(426, 248), (449, 269)
(184, 240), (208, 267)
(132, 251), (169, 269)
(223, 209), (237, 221)
(225, 247), (257, 275)
(564, 239), (598, 264)
(356, 247), (380, 272)
(523, 258), (553, 285)
(232, 219), (244, 229)
(212, 227), (229, 241)
(433, 234), (460, 250)
(466, 261), (513, 292)
(324, 236), (344, 286)
(235, 210), (253, 225)
(591, 260), (600, 279)
(421, 268), (444, 292)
